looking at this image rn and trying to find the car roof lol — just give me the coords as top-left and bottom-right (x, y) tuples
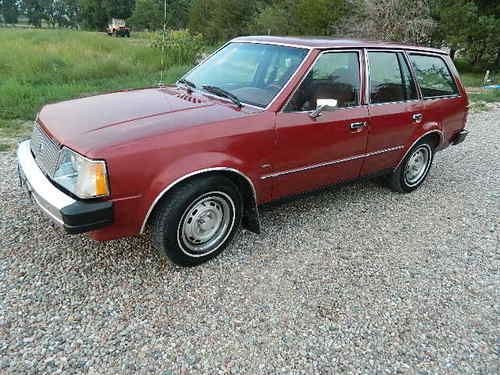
(231, 36), (447, 55)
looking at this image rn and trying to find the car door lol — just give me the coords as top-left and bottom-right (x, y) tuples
(407, 53), (467, 144)
(266, 50), (369, 199)
(360, 50), (421, 176)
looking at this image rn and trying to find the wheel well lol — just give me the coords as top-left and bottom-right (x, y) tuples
(420, 132), (441, 149)
(145, 170), (260, 234)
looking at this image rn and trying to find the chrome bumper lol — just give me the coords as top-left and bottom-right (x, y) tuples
(17, 140), (113, 233)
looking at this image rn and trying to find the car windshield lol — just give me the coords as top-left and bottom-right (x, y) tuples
(183, 42), (309, 108)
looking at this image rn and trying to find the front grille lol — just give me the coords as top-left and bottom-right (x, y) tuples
(30, 124), (61, 176)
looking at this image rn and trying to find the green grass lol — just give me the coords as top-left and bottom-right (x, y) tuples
(468, 89), (500, 103)
(0, 29), (189, 124)
(460, 72), (486, 87)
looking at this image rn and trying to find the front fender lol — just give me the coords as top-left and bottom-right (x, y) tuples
(138, 152), (258, 234)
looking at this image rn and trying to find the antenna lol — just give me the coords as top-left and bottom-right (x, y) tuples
(158, 0), (167, 87)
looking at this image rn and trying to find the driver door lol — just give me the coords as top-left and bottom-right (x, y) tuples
(268, 50), (369, 198)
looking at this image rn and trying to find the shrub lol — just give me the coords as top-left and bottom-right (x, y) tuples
(151, 29), (205, 66)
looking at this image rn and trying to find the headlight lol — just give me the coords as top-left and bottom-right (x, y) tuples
(53, 147), (110, 199)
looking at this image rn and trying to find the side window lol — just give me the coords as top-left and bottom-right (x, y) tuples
(409, 54), (458, 98)
(398, 53), (418, 100)
(284, 51), (360, 112)
(368, 52), (408, 104)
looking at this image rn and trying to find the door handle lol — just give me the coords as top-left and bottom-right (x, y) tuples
(350, 121), (367, 130)
(412, 113), (423, 123)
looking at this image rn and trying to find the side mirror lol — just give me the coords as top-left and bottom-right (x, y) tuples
(309, 99), (338, 119)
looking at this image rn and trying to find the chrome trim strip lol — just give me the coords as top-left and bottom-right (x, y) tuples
(17, 140), (75, 225)
(261, 145), (404, 180)
(32, 194), (64, 225)
(394, 130), (444, 170)
(232, 38), (447, 55)
(139, 167), (258, 234)
(234, 40), (314, 50)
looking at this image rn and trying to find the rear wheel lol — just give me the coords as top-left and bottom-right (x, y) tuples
(151, 175), (242, 266)
(387, 140), (434, 193)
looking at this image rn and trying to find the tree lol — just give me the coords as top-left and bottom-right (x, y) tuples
(1, 0), (19, 24)
(22, 0), (45, 27)
(79, 0), (135, 30)
(189, 0), (257, 42)
(129, 0), (191, 31)
(251, 0), (361, 37)
(430, 0), (500, 68)
(356, 0), (435, 44)
(129, 0), (162, 30)
(102, 0), (135, 19)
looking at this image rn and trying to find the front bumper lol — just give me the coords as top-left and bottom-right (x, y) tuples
(17, 140), (113, 234)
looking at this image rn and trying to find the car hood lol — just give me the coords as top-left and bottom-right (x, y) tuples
(37, 86), (260, 155)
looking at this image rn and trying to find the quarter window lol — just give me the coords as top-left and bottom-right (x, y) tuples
(284, 51), (360, 112)
(368, 52), (417, 104)
(409, 54), (458, 98)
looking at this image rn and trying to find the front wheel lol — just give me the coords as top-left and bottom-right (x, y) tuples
(387, 140), (434, 193)
(151, 175), (242, 266)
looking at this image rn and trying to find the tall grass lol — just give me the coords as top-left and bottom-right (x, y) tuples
(0, 29), (191, 122)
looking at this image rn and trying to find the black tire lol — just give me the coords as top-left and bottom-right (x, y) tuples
(151, 175), (243, 266)
(387, 140), (435, 193)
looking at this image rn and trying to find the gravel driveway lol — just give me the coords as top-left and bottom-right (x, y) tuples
(1, 108), (498, 374)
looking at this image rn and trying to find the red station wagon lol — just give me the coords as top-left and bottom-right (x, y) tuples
(17, 36), (469, 266)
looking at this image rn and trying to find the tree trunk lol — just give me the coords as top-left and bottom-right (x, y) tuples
(450, 48), (457, 61)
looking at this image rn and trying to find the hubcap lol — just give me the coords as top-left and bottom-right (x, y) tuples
(178, 192), (235, 255)
(404, 145), (431, 187)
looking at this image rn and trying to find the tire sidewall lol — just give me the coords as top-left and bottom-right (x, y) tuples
(156, 176), (242, 266)
(398, 141), (434, 192)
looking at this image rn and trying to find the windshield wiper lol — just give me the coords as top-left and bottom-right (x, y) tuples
(202, 85), (242, 107)
(177, 78), (196, 92)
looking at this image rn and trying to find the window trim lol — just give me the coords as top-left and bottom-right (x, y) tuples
(408, 52), (461, 100)
(365, 49), (422, 106)
(279, 49), (365, 113)
(179, 41), (312, 111)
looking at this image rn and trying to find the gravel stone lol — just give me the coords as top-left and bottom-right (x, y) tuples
(0, 108), (498, 374)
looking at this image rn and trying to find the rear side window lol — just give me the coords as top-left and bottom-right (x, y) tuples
(409, 54), (458, 98)
(368, 52), (417, 104)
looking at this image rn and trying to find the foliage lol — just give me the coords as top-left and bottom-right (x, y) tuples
(79, 0), (135, 30)
(430, 0), (499, 69)
(356, 0), (435, 44)
(251, 0), (356, 36)
(151, 29), (205, 66)
(188, 0), (257, 43)
(1, 0), (19, 24)
(128, 0), (162, 30)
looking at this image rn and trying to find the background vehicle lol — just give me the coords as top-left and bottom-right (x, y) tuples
(17, 37), (468, 266)
(106, 19), (130, 37)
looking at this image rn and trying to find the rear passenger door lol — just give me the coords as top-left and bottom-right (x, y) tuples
(408, 53), (466, 144)
(360, 50), (421, 176)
